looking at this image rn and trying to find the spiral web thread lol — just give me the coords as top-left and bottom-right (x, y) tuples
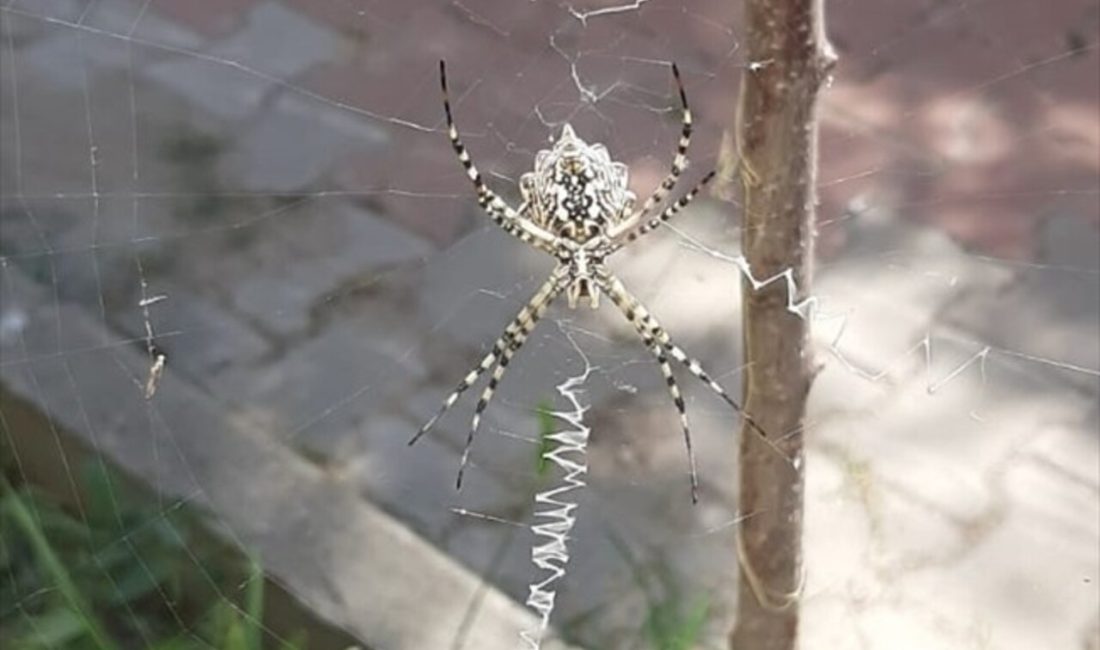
(519, 362), (591, 650)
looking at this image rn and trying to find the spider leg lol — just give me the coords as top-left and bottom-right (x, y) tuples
(649, 318), (769, 440)
(611, 170), (716, 251)
(603, 274), (769, 439)
(608, 62), (692, 240)
(440, 61), (557, 253)
(599, 274), (701, 504)
(409, 271), (564, 447)
(456, 281), (564, 489)
(648, 331), (702, 504)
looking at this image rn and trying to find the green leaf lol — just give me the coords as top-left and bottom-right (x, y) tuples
(534, 400), (556, 477)
(242, 556), (264, 650)
(644, 595), (709, 650)
(222, 613), (250, 650)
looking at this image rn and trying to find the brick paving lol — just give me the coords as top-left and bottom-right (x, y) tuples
(1, 1), (1096, 648)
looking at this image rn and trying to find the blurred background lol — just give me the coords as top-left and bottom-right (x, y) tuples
(1, 1), (1097, 649)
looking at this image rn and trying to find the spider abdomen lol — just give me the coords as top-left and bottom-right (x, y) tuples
(521, 124), (636, 242)
(550, 169), (611, 240)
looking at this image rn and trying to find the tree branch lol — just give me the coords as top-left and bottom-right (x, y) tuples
(730, 0), (835, 648)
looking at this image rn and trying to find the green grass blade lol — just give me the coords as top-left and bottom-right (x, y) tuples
(0, 473), (118, 650)
(243, 555), (264, 650)
(15, 606), (86, 647)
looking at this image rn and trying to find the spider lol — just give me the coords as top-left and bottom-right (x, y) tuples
(409, 61), (765, 503)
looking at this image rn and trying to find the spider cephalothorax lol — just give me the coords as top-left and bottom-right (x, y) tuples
(410, 61), (763, 503)
(556, 237), (608, 309)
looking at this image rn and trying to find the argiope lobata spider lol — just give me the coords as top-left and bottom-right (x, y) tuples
(409, 61), (766, 503)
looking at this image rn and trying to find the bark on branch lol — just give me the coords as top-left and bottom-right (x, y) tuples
(730, 0), (834, 648)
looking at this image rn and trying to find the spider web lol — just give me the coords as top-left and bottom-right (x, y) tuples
(0, 1), (1097, 649)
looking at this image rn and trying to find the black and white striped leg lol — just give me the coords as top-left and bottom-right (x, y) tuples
(601, 276), (701, 503)
(440, 61), (555, 253)
(614, 170), (716, 250)
(647, 332), (701, 504)
(635, 63), (693, 218)
(611, 63), (693, 240)
(605, 276), (769, 439)
(409, 272), (563, 447)
(649, 318), (769, 440)
(456, 281), (563, 489)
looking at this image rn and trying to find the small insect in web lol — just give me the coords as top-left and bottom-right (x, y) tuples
(409, 61), (767, 503)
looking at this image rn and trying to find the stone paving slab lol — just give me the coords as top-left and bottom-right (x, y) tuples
(941, 216), (1100, 393)
(228, 200), (432, 336)
(4, 0), (84, 25)
(144, 55), (272, 122)
(230, 319), (415, 453)
(814, 211), (1015, 375)
(82, 0), (204, 49)
(225, 91), (387, 191)
(16, 0), (204, 77)
(21, 23), (133, 91)
(803, 344), (1099, 650)
(417, 225), (552, 348)
(0, 262), (579, 650)
(113, 280), (272, 387)
(144, 2), (341, 121)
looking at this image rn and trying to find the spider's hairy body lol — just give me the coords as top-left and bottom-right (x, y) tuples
(522, 124), (635, 244)
(522, 123), (633, 308)
(410, 61), (763, 503)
